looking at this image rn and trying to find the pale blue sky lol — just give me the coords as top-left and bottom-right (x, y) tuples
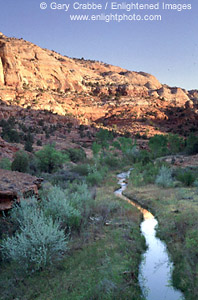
(0, 0), (197, 90)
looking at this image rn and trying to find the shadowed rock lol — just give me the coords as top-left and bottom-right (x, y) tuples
(0, 169), (43, 210)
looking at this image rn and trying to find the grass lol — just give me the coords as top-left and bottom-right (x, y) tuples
(124, 181), (198, 300)
(0, 172), (146, 300)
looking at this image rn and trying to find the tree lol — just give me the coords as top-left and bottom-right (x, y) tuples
(185, 134), (198, 155)
(36, 144), (68, 173)
(96, 129), (113, 149)
(24, 140), (33, 152)
(11, 151), (29, 173)
(92, 142), (101, 156)
(149, 134), (168, 157)
(167, 134), (184, 154)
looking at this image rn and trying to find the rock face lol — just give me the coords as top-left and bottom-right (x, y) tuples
(0, 32), (197, 137)
(0, 137), (19, 159)
(0, 169), (43, 210)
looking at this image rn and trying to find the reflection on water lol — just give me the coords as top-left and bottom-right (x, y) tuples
(115, 171), (184, 300)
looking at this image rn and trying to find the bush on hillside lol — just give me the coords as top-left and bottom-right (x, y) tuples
(0, 158), (11, 170)
(36, 144), (68, 173)
(11, 151), (29, 173)
(67, 148), (86, 163)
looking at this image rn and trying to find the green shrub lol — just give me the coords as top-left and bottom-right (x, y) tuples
(167, 134), (184, 154)
(124, 146), (140, 163)
(0, 158), (11, 170)
(42, 170), (82, 189)
(9, 197), (38, 227)
(87, 171), (103, 186)
(42, 186), (81, 230)
(102, 155), (119, 169)
(176, 169), (196, 186)
(113, 137), (135, 154)
(2, 128), (20, 143)
(130, 169), (144, 187)
(96, 129), (113, 149)
(67, 148), (86, 163)
(129, 162), (161, 186)
(66, 183), (93, 224)
(11, 151), (29, 173)
(92, 142), (101, 156)
(86, 164), (107, 186)
(138, 150), (151, 165)
(1, 199), (67, 273)
(155, 166), (173, 188)
(185, 134), (198, 155)
(36, 144), (68, 173)
(72, 164), (89, 176)
(143, 162), (161, 184)
(24, 140), (33, 152)
(149, 134), (168, 157)
(36, 139), (42, 146)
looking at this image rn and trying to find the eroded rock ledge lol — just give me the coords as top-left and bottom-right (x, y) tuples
(0, 169), (43, 210)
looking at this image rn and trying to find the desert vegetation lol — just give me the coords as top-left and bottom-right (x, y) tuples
(0, 129), (198, 299)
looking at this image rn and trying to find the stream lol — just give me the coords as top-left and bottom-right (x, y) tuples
(115, 170), (184, 300)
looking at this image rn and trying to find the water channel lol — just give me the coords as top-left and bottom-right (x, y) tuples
(115, 170), (184, 300)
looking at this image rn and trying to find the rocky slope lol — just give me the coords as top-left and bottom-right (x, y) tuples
(0, 168), (42, 210)
(0, 31), (198, 137)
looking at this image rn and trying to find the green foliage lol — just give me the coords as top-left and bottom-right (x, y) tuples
(0, 118), (20, 143)
(67, 148), (86, 163)
(87, 170), (104, 186)
(11, 150), (29, 173)
(42, 183), (93, 230)
(24, 140), (33, 152)
(185, 134), (198, 155)
(42, 186), (81, 230)
(124, 146), (140, 163)
(66, 183), (93, 220)
(72, 163), (89, 176)
(142, 162), (161, 184)
(0, 158), (11, 170)
(24, 132), (34, 152)
(0, 170), (146, 300)
(36, 139), (42, 146)
(176, 169), (196, 186)
(2, 128), (20, 143)
(167, 134), (185, 154)
(36, 144), (68, 173)
(92, 142), (101, 156)
(96, 129), (113, 149)
(102, 154), (120, 169)
(86, 164), (107, 186)
(1, 199), (67, 273)
(129, 161), (162, 186)
(113, 137), (134, 154)
(185, 228), (198, 261)
(129, 168), (144, 187)
(113, 137), (140, 163)
(149, 134), (168, 157)
(155, 166), (173, 188)
(138, 150), (151, 165)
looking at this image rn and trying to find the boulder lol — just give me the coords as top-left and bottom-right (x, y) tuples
(0, 169), (43, 210)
